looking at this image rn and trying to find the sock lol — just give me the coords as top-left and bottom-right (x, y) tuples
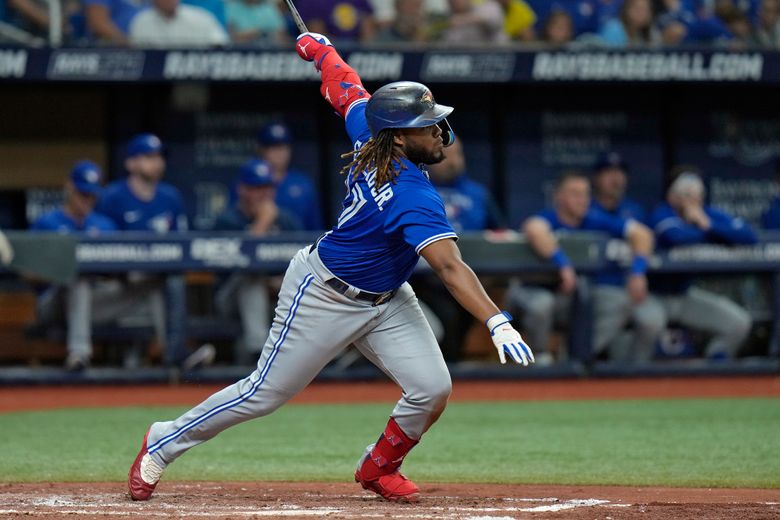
(358, 417), (418, 481)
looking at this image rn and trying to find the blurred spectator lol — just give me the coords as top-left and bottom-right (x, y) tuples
(541, 7), (575, 45)
(656, 0), (734, 45)
(183, 0), (226, 27)
(84, 0), (149, 45)
(256, 121), (324, 231)
(526, 0), (603, 36)
(648, 167), (756, 359)
(590, 151), (647, 223)
(760, 159), (780, 228)
(29, 161), (118, 370)
(226, 0), (287, 44)
(96, 133), (191, 367)
(417, 138), (506, 361)
(506, 172), (656, 364)
(129, 0), (228, 47)
(376, 0), (430, 42)
(440, 0), (509, 44)
(213, 159), (302, 364)
(599, 0), (661, 45)
(717, 2), (752, 45)
(497, 0), (537, 41)
(751, 0), (780, 46)
(3, 0), (55, 37)
(296, 0), (376, 42)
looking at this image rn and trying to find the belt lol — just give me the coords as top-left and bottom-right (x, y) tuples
(309, 243), (396, 306)
(324, 278), (397, 306)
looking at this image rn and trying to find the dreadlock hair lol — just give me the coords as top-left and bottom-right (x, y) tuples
(340, 129), (407, 188)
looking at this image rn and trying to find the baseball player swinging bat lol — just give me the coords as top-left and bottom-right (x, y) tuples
(283, 0), (308, 34)
(127, 16), (534, 505)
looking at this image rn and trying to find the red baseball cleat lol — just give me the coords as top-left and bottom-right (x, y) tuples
(127, 428), (165, 501)
(354, 469), (420, 502)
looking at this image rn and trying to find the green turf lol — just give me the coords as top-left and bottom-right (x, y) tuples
(1, 398), (778, 487)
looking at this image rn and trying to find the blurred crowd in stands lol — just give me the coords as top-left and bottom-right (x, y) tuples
(1, 0), (779, 49)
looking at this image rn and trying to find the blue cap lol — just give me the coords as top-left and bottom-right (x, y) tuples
(126, 133), (164, 158)
(70, 160), (103, 195)
(239, 159), (274, 187)
(593, 151), (629, 173)
(257, 122), (291, 146)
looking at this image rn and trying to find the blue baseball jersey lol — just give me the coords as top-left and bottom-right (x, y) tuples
(649, 202), (757, 249)
(591, 197), (646, 224)
(96, 179), (188, 233)
(213, 205), (303, 232)
(537, 207), (630, 286)
(316, 100), (457, 293)
(276, 170), (324, 231)
(648, 202), (757, 293)
(762, 197), (780, 230)
(31, 208), (117, 235)
(433, 175), (505, 233)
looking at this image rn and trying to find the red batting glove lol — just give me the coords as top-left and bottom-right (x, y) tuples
(296, 31), (369, 119)
(295, 32), (333, 70)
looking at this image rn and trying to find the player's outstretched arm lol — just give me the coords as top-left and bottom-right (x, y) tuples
(295, 32), (370, 119)
(420, 239), (534, 366)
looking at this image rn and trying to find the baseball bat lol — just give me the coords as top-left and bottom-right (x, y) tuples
(283, 0), (308, 34)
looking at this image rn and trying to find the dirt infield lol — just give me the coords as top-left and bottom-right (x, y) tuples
(3, 376), (779, 518)
(1, 482), (779, 519)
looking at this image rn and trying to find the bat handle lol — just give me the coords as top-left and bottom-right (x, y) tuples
(283, 0), (308, 34)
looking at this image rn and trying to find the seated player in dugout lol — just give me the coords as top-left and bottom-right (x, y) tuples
(647, 167), (756, 360)
(506, 171), (658, 364)
(96, 133), (203, 369)
(590, 151), (647, 224)
(128, 31), (534, 504)
(29, 161), (116, 371)
(213, 159), (303, 365)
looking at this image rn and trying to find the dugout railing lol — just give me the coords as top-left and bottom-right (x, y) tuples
(0, 231), (778, 384)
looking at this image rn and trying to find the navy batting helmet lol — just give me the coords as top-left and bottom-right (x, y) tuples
(365, 81), (455, 147)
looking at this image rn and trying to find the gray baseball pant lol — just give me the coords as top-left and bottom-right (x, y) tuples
(38, 277), (164, 359)
(658, 287), (751, 357)
(146, 246), (451, 467)
(592, 285), (666, 361)
(507, 280), (666, 361)
(215, 273), (271, 356)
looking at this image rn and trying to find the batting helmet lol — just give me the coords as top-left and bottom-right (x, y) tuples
(365, 81), (455, 147)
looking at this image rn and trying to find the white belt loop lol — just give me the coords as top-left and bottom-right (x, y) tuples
(344, 286), (361, 298)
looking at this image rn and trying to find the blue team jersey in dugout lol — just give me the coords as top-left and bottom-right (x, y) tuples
(276, 170), (323, 231)
(537, 207), (630, 286)
(96, 179), (188, 233)
(433, 175), (502, 233)
(31, 209), (117, 234)
(590, 197), (646, 225)
(316, 101), (458, 294)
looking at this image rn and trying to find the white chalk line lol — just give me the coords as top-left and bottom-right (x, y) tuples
(0, 492), (623, 518)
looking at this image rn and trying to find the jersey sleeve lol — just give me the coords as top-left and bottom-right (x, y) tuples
(588, 210), (630, 238)
(762, 199), (780, 229)
(30, 213), (54, 231)
(385, 188), (458, 255)
(171, 190), (189, 231)
(94, 189), (121, 227)
(650, 205), (706, 247)
(706, 207), (758, 245)
(345, 100), (372, 148)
